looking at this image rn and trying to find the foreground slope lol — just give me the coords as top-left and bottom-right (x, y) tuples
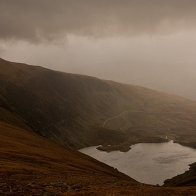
(0, 120), (138, 195)
(1, 120), (196, 195)
(1, 58), (196, 150)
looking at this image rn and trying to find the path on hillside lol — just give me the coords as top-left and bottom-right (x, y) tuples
(102, 110), (130, 128)
(102, 110), (196, 128)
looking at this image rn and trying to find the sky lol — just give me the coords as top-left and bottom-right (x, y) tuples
(1, 0), (196, 100)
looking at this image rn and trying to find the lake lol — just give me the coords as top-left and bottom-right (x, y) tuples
(80, 141), (196, 185)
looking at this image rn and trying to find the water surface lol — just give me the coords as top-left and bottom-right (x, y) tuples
(80, 141), (196, 185)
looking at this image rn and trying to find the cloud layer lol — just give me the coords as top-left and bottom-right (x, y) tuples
(1, 1), (196, 100)
(1, 0), (196, 41)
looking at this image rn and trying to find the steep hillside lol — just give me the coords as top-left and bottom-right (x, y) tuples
(2, 120), (196, 195)
(1, 58), (196, 194)
(0, 117), (196, 196)
(0, 120), (138, 195)
(0, 102), (196, 196)
(164, 163), (196, 187)
(1, 58), (196, 150)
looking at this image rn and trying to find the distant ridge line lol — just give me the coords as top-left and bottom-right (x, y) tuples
(103, 110), (196, 128)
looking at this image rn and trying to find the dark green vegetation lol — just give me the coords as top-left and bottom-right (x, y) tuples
(1, 58), (196, 151)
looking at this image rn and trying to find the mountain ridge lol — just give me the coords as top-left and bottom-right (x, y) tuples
(1, 58), (196, 151)
(1, 58), (196, 194)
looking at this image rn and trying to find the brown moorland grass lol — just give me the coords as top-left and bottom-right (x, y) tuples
(1, 121), (196, 195)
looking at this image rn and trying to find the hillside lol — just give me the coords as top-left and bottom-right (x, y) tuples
(0, 120), (139, 195)
(2, 120), (196, 195)
(164, 163), (196, 187)
(1, 58), (196, 151)
(1, 58), (196, 194)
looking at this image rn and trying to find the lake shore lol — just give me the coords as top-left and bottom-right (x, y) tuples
(80, 141), (196, 185)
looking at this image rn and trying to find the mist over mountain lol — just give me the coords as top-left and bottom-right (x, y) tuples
(1, 1), (196, 100)
(1, 1), (196, 194)
(1, 58), (196, 194)
(1, 58), (196, 151)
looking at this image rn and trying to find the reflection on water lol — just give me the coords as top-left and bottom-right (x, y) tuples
(80, 141), (196, 185)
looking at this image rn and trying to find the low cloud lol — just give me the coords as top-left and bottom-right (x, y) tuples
(1, 1), (196, 100)
(0, 0), (196, 41)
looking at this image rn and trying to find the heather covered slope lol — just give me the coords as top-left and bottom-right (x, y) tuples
(1, 120), (196, 195)
(0, 120), (138, 195)
(1, 58), (196, 150)
(0, 58), (126, 148)
(2, 58), (196, 194)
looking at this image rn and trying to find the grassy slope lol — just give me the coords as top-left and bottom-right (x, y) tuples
(1, 120), (196, 195)
(1, 58), (196, 194)
(0, 122), (196, 196)
(1, 58), (196, 150)
(0, 58), (126, 149)
(0, 120), (138, 195)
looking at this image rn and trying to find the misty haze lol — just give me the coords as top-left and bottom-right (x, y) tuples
(1, 1), (196, 195)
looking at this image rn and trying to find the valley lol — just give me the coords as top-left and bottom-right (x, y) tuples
(1, 58), (196, 152)
(1, 58), (196, 194)
(1, 120), (196, 195)
(80, 141), (196, 185)
(1, 1), (196, 195)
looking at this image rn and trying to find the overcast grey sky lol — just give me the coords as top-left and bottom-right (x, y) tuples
(1, 0), (196, 99)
